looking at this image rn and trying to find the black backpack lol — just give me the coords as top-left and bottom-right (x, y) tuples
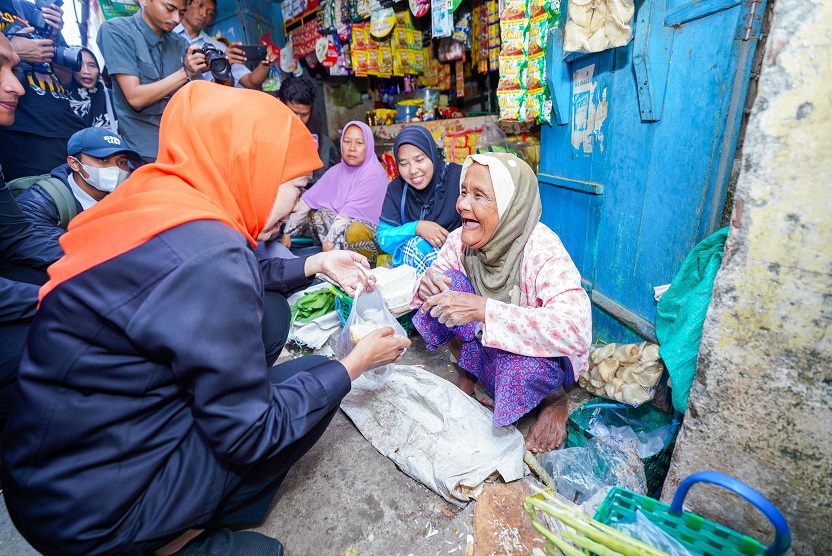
(8, 174), (78, 230)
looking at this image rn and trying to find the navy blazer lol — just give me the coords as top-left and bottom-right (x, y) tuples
(1, 220), (350, 555)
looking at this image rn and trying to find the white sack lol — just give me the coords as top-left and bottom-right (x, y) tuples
(340, 365), (527, 506)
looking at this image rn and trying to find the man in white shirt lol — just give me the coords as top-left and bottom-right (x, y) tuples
(173, 0), (276, 89)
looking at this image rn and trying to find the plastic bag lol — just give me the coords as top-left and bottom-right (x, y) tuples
(562, 0), (634, 56)
(539, 436), (646, 504)
(332, 80), (364, 108)
(585, 403), (679, 458)
(578, 342), (664, 406)
(475, 121), (513, 154)
(611, 510), (696, 556)
(335, 285), (407, 370)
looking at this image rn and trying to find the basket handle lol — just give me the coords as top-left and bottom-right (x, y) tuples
(670, 471), (791, 556)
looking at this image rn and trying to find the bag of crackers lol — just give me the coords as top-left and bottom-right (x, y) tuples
(335, 284), (407, 369)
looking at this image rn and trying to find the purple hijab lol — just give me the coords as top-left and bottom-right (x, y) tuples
(301, 121), (388, 224)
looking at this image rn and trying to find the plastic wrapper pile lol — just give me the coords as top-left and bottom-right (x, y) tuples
(578, 342), (664, 407)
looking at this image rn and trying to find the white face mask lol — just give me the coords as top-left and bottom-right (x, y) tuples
(75, 159), (129, 192)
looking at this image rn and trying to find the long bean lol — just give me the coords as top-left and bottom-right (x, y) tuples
(524, 487), (669, 556)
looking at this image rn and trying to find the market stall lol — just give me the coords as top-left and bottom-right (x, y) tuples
(274, 0), (567, 173)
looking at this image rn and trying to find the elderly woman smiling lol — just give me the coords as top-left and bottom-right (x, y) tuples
(412, 152), (592, 453)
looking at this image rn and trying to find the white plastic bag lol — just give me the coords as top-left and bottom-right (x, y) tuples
(335, 285), (407, 371)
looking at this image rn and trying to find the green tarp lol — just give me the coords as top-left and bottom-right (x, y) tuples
(655, 227), (729, 413)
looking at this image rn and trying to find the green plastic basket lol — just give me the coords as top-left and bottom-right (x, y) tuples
(593, 472), (791, 556)
(567, 398), (680, 494)
(331, 285), (415, 334)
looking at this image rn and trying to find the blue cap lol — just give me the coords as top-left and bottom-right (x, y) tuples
(67, 128), (141, 162)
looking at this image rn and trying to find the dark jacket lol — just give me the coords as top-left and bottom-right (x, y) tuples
(14, 164), (84, 244)
(0, 171), (63, 322)
(1, 220), (351, 555)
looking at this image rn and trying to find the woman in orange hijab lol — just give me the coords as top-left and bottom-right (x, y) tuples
(1, 81), (410, 556)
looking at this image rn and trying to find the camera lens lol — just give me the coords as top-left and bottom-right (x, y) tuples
(55, 46), (83, 72)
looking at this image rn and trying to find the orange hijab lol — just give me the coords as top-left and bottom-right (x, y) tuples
(40, 80), (322, 301)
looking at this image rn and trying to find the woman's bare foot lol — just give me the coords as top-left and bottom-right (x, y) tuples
(448, 337), (476, 395)
(457, 369), (477, 395)
(525, 388), (569, 453)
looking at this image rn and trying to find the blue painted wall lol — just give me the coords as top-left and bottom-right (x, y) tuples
(207, 0), (285, 46)
(539, 0), (766, 344)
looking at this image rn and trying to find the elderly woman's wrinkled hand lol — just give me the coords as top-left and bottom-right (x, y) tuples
(417, 267), (452, 301)
(421, 291), (487, 328)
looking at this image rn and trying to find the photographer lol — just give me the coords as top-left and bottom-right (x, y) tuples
(173, 0), (277, 89)
(0, 0), (86, 180)
(96, 0), (207, 163)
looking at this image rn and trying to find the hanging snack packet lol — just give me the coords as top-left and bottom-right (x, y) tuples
(432, 0), (453, 38)
(378, 42), (393, 77)
(452, 11), (471, 48)
(367, 42), (381, 75)
(395, 7), (413, 27)
(413, 48), (424, 72)
(455, 60), (465, 98)
(498, 89), (526, 121)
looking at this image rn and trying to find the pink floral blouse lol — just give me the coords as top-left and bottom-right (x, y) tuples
(412, 223), (592, 380)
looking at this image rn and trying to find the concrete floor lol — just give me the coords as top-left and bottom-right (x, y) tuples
(0, 331), (590, 556)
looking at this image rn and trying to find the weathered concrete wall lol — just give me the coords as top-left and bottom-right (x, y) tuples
(323, 80), (375, 141)
(661, 0), (832, 553)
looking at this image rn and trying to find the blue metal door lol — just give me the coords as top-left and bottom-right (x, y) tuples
(539, 0), (766, 343)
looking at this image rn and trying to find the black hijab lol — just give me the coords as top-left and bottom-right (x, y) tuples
(380, 126), (462, 230)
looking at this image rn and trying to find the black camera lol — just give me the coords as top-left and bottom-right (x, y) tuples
(198, 45), (231, 83)
(29, 0), (62, 36)
(5, 9), (83, 73)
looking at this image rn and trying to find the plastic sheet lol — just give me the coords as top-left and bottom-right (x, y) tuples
(540, 436), (646, 504)
(587, 405), (676, 458)
(611, 510), (696, 556)
(340, 364), (527, 506)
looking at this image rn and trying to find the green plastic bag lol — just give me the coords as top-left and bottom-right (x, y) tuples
(332, 80), (364, 109)
(655, 227), (729, 414)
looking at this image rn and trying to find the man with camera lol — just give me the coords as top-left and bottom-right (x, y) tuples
(96, 0), (208, 163)
(173, 0), (277, 89)
(0, 0), (86, 181)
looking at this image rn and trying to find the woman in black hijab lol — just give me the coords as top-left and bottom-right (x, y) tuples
(378, 126), (462, 274)
(66, 47), (117, 133)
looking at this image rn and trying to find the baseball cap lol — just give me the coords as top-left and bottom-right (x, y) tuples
(67, 128), (142, 162)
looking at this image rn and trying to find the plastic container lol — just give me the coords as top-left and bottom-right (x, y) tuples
(414, 88), (440, 112)
(567, 398), (680, 494)
(395, 100), (422, 122)
(594, 471), (791, 556)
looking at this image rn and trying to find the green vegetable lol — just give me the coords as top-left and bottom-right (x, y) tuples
(524, 486), (668, 556)
(290, 290), (336, 326)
